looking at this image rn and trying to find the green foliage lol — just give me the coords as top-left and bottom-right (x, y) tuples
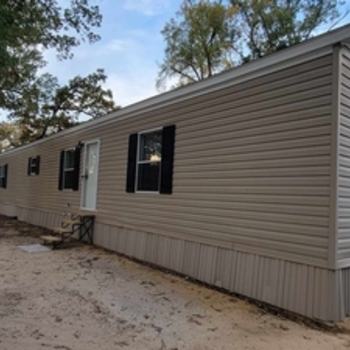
(4, 69), (116, 145)
(233, 0), (341, 61)
(157, 0), (238, 90)
(0, 0), (102, 110)
(0, 0), (118, 150)
(158, 0), (345, 89)
(0, 121), (25, 149)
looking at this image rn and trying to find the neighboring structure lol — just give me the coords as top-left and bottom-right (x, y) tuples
(1, 25), (350, 322)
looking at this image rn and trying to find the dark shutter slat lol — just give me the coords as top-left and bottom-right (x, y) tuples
(0, 166), (3, 188)
(72, 147), (81, 191)
(3, 164), (8, 189)
(160, 125), (176, 194)
(126, 134), (138, 193)
(27, 157), (31, 176)
(36, 156), (40, 175)
(58, 151), (65, 190)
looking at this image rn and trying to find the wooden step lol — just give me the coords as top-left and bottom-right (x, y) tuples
(62, 219), (82, 226)
(52, 227), (72, 235)
(70, 211), (95, 218)
(41, 235), (62, 243)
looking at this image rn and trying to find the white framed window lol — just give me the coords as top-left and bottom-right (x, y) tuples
(62, 149), (75, 190)
(136, 129), (162, 192)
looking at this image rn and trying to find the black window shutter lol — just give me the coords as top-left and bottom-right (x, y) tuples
(58, 151), (65, 190)
(36, 156), (41, 175)
(72, 147), (81, 191)
(126, 134), (138, 193)
(27, 157), (31, 176)
(160, 125), (176, 194)
(3, 164), (8, 189)
(0, 166), (3, 188)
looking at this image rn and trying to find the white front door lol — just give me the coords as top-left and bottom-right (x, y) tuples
(81, 140), (100, 210)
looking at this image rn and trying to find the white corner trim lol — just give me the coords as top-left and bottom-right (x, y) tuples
(1, 24), (350, 158)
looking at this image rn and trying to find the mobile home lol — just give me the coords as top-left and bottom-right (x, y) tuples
(1, 25), (350, 322)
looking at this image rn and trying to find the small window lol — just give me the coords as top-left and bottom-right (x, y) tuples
(58, 146), (81, 191)
(28, 156), (40, 176)
(63, 149), (75, 190)
(136, 129), (162, 192)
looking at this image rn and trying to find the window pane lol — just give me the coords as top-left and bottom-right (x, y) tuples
(137, 163), (160, 191)
(31, 157), (37, 167)
(64, 170), (74, 189)
(139, 131), (162, 162)
(65, 150), (75, 169)
(30, 157), (37, 174)
(0, 166), (3, 177)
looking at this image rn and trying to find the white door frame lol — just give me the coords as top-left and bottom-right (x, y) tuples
(80, 139), (100, 211)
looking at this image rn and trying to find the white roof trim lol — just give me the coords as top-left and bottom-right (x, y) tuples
(2, 24), (350, 157)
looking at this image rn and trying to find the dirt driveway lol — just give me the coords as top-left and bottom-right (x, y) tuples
(1, 217), (350, 350)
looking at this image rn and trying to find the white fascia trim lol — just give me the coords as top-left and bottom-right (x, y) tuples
(2, 24), (350, 158)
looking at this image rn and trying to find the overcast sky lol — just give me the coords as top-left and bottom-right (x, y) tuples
(1, 0), (349, 122)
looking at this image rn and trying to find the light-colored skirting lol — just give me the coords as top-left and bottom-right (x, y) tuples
(1, 204), (346, 322)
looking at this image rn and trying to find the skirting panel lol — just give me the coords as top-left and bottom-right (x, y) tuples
(0, 204), (64, 230)
(93, 221), (340, 322)
(337, 268), (350, 320)
(0, 205), (342, 321)
(16, 206), (64, 229)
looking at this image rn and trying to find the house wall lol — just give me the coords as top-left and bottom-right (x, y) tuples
(0, 51), (338, 320)
(338, 45), (350, 268)
(0, 53), (333, 267)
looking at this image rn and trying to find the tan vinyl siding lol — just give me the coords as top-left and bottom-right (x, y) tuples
(338, 45), (350, 266)
(0, 53), (333, 268)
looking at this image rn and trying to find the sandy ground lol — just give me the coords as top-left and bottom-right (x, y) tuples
(1, 218), (350, 350)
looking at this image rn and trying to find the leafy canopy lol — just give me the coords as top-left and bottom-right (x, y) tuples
(233, 0), (341, 61)
(157, 0), (238, 90)
(0, 0), (117, 148)
(4, 70), (116, 146)
(158, 0), (344, 89)
(0, 0), (102, 110)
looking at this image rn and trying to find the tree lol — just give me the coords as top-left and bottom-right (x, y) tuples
(3, 69), (116, 146)
(0, 0), (102, 110)
(158, 0), (345, 89)
(0, 121), (25, 150)
(0, 0), (118, 151)
(157, 0), (238, 90)
(233, 0), (342, 61)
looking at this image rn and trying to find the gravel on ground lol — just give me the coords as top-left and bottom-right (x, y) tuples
(1, 216), (350, 350)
